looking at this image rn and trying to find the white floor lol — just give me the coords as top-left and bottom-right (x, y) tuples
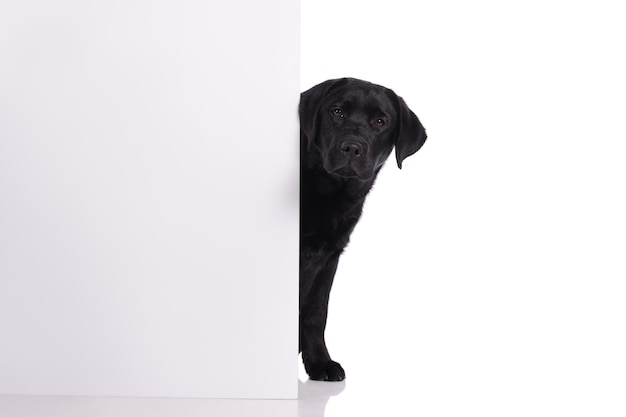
(2, 357), (625, 417)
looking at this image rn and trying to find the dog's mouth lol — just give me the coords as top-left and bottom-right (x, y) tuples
(324, 152), (374, 180)
(333, 166), (359, 178)
(332, 165), (375, 181)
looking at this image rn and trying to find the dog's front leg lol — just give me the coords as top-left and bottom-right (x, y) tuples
(300, 252), (345, 381)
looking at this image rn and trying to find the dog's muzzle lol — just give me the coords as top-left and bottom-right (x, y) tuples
(326, 138), (373, 180)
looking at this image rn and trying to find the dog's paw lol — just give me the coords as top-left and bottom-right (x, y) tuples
(305, 359), (346, 381)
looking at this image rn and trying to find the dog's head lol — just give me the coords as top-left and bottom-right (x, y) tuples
(300, 78), (427, 181)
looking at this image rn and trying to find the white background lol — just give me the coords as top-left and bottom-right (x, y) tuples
(302, 0), (626, 415)
(0, 0), (299, 400)
(0, 0), (624, 414)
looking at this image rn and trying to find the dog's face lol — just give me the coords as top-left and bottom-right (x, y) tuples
(300, 78), (427, 181)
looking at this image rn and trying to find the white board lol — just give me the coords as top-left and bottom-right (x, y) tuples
(0, 0), (299, 399)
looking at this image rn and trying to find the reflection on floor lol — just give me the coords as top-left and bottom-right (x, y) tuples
(298, 379), (345, 417)
(0, 380), (342, 417)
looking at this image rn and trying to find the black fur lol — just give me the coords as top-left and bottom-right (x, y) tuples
(299, 78), (427, 381)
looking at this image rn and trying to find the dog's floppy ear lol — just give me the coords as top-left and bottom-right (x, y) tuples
(393, 94), (427, 169)
(299, 78), (346, 151)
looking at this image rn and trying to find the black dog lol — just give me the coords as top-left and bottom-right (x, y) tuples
(299, 78), (427, 381)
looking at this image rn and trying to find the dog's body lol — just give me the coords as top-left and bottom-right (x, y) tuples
(299, 78), (427, 381)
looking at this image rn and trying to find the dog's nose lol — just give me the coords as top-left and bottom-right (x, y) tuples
(340, 141), (364, 158)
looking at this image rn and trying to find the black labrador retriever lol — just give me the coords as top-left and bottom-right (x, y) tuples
(299, 78), (427, 381)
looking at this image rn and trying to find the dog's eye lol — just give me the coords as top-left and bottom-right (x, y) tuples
(374, 118), (385, 127)
(332, 108), (345, 118)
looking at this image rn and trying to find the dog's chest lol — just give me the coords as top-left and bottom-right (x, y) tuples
(300, 169), (373, 264)
(301, 195), (362, 258)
